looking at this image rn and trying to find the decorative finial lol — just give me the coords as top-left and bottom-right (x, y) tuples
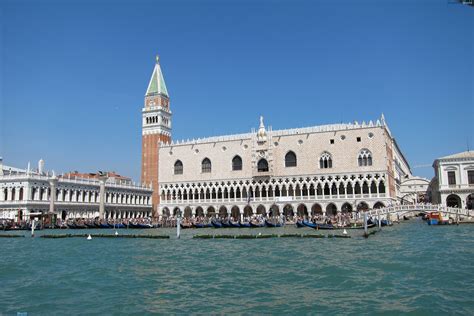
(156, 55), (160, 64)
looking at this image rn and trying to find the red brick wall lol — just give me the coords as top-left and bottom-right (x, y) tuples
(141, 133), (170, 217)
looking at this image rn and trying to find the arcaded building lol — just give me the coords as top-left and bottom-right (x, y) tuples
(140, 58), (412, 219)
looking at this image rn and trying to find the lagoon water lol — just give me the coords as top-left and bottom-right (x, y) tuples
(1, 219), (473, 315)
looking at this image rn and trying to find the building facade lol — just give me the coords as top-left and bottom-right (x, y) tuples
(399, 176), (432, 204)
(0, 159), (153, 221)
(137, 58), (413, 219)
(431, 151), (474, 209)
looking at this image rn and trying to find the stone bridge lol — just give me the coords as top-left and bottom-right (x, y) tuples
(365, 204), (471, 219)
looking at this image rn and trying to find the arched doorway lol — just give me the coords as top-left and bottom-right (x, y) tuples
(357, 202), (369, 212)
(373, 202), (385, 209)
(256, 205), (266, 216)
(195, 206), (204, 217)
(467, 194), (474, 210)
(172, 207), (181, 217)
(296, 204), (308, 217)
(243, 205), (253, 218)
(282, 204), (294, 218)
(218, 206), (228, 218)
(162, 207), (171, 217)
(341, 203), (352, 213)
(311, 203), (323, 216)
(231, 206), (240, 220)
(184, 206), (192, 218)
(207, 206), (216, 218)
(270, 204), (280, 217)
(326, 203), (337, 217)
(446, 194), (461, 208)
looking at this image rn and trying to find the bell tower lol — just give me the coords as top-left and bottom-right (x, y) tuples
(141, 55), (171, 217)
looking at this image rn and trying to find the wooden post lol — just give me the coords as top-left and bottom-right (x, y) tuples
(364, 212), (368, 237)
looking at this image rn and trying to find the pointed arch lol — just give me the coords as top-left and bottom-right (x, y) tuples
(319, 152), (333, 169)
(257, 159), (269, 172)
(202, 158), (212, 173)
(174, 160), (183, 175)
(285, 151), (297, 167)
(232, 155), (243, 171)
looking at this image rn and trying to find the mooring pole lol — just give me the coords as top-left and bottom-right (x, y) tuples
(31, 219), (35, 237)
(364, 212), (368, 237)
(177, 212), (181, 239)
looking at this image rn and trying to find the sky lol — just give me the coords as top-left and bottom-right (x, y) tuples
(0, 0), (473, 181)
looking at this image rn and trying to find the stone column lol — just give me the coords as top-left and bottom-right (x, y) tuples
(99, 176), (108, 220)
(48, 177), (58, 215)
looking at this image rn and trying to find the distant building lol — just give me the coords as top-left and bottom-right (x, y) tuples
(431, 151), (474, 209)
(62, 171), (132, 185)
(140, 57), (414, 219)
(399, 176), (431, 204)
(0, 159), (153, 221)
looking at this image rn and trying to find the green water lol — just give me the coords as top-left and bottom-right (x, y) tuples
(0, 219), (473, 315)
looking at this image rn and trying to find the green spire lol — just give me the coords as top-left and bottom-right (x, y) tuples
(146, 55), (169, 97)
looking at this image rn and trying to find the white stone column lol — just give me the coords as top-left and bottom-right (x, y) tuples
(99, 176), (107, 220)
(49, 177), (58, 215)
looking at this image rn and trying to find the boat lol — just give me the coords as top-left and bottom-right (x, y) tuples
(193, 222), (212, 228)
(265, 219), (283, 227)
(296, 220), (305, 228)
(313, 223), (334, 230)
(137, 223), (153, 229)
(239, 221), (251, 228)
(211, 220), (223, 228)
(180, 222), (193, 229)
(403, 215), (410, 221)
(380, 219), (392, 227)
(67, 222), (77, 229)
(302, 220), (317, 228)
(85, 222), (98, 228)
(221, 220), (231, 228)
(427, 212), (451, 225)
(74, 222), (87, 229)
(249, 220), (265, 228)
(112, 223), (126, 229)
(99, 222), (111, 229)
(229, 220), (241, 228)
(347, 223), (376, 229)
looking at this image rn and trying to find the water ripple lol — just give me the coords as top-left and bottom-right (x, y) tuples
(0, 220), (473, 315)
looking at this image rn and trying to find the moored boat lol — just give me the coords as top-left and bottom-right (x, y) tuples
(211, 219), (223, 228)
(265, 219), (283, 227)
(180, 222), (193, 229)
(221, 220), (231, 228)
(296, 220), (305, 228)
(249, 220), (265, 228)
(313, 223), (334, 230)
(302, 220), (317, 228)
(239, 221), (251, 228)
(229, 220), (241, 228)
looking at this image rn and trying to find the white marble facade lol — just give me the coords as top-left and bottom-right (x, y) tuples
(431, 151), (474, 209)
(157, 115), (412, 218)
(0, 164), (153, 221)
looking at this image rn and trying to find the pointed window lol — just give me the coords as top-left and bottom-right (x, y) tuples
(232, 155), (242, 171)
(257, 159), (269, 172)
(319, 152), (333, 169)
(358, 149), (373, 166)
(285, 151), (297, 167)
(174, 160), (183, 175)
(202, 158), (212, 173)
